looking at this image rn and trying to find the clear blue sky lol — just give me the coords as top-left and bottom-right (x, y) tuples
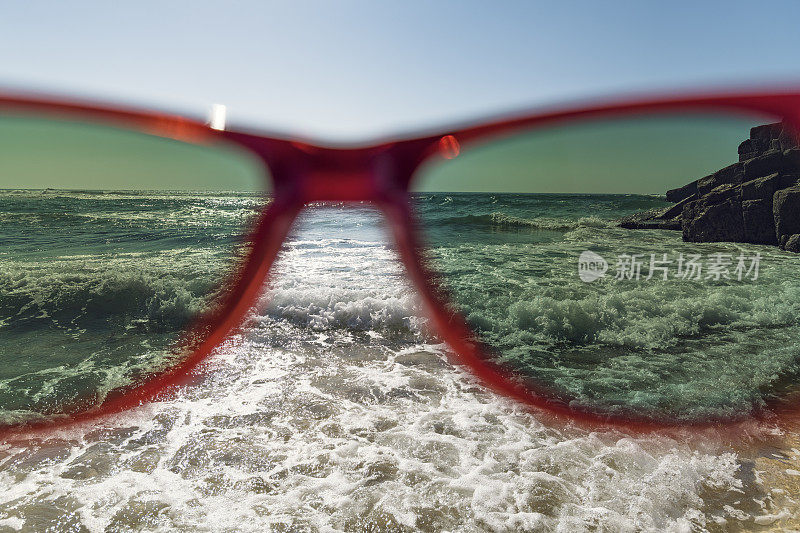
(2, 1), (800, 141)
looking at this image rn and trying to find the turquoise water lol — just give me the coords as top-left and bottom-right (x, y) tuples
(2, 197), (800, 529)
(2, 190), (800, 424)
(416, 192), (800, 422)
(0, 189), (261, 422)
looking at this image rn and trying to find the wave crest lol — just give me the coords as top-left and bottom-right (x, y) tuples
(433, 212), (613, 231)
(0, 258), (222, 333)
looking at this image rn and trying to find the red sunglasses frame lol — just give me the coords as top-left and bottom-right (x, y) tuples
(2, 88), (800, 436)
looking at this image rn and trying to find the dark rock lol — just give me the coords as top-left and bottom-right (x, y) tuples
(774, 186), (800, 242)
(718, 162), (746, 185)
(744, 150), (783, 180)
(750, 122), (784, 152)
(661, 195), (694, 219)
(742, 199), (778, 244)
(618, 210), (681, 230)
(698, 163), (744, 195)
(617, 210), (666, 229)
(741, 173), (780, 201)
(618, 197), (691, 230)
(682, 196), (744, 243)
(625, 120), (800, 251)
(780, 173), (800, 189)
(779, 127), (799, 151)
(695, 176), (718, 197)
(739, 122), (797, 160)
(786, 234), (800, 253)
(738, 139), (754, 160)
(705, 183), (740, 204)
(784, 148), (800, 172)
(666, 180), (698, 203)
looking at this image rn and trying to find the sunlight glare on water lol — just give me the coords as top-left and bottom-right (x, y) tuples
(0, 205), (799, 531)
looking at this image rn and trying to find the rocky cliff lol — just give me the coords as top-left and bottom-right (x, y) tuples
(620, 121), (800, 251)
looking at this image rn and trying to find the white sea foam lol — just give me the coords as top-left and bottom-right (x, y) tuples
(0, 206), (798, 531)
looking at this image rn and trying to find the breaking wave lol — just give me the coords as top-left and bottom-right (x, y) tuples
(430, 212), (614, 231)
(0, 256), (222, 334)
(2, 202), (800, 529)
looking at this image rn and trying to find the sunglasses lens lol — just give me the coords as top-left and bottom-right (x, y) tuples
(0, 113), (268, 424)
(412, 111), (800, 423)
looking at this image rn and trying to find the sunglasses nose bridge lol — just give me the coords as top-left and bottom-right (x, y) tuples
(288, 148), (402, 203)
(301, 168), (378, 202)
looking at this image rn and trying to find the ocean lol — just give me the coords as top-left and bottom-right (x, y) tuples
(1, 189), (800, 531)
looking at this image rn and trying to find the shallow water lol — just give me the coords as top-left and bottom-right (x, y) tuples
(0, 190), (260, 421)
(416, 193), (800, 422)
(1, 198), (800, 531)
